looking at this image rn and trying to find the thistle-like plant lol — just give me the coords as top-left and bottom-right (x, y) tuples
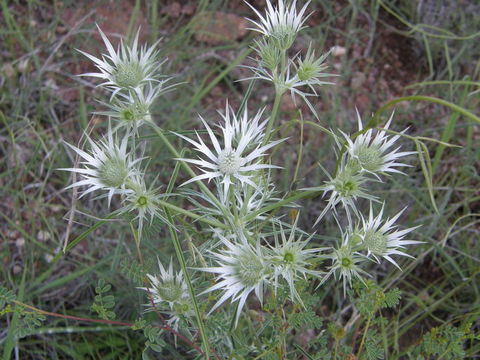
(306, 162), (377, 225)
(269, 217), (325, 305)
(342, 111), (416, 176)
(98, 82), (175, 134)
(78, 26), (165, 96)
(119, 174), (168, 238)
(60, 127), (141, 205)
(323, 237), (370, 295)
(198, 234), (271, 326)
(244, 1), (335, 119)
(358, 203), (421, 268)
(140, 258), (194, 331)
(174, 102), (285, 197)
(246, 0), (311, 50)
(53, 1), (428, 357)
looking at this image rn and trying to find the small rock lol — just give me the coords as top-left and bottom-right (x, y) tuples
(50, 204), (63, 213)
(16, 238), (25, 249)
(37, 230), (51, 242)
(18, 59), (30, 73)
(331, 45), (346, 57)
(44, 254), (54, 263)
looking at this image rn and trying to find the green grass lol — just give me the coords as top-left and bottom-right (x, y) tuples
(1, 0), (479, 359)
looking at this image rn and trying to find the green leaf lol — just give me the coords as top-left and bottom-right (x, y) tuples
(382, 288), (401, 308)
(0, 287), (16, 309)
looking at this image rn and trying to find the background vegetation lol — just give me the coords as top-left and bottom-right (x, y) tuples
(1, 0), (479, 359)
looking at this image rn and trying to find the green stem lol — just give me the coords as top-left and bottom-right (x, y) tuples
(357, 316), (372, 359)
(163, 208), (211, 359)
(244, 190), (319, 223)
(263, 91), (283, 146)
(262, 49), (287, 146)
(156, 199), (227, 229)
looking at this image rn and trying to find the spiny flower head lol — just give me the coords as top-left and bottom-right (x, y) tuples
(343, 111), (415, 176)
(174, 102), (284, 197)
(98, 82), (175, 134)
(119, 175), (167, 238)
(60, 128), (141, 205)
(323, 237), (369, 295)
(294, 46), (333, 86)
(269, 217), (325, 305)
(282, 53), (335, 117)
(246, 0), (311, 50)
(244, 46), (335, 118)
(139, 258), (193, 331)
(182, 180), (279, 240)
(253, 38), (282, 71)
(141, 258), (189, 306)
(78, 26), (165, 96)
(306, 163), (377, 225)
(198, 234), (271, 326)
(359, 203), (421, 269)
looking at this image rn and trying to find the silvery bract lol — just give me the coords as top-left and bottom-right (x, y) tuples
(60, 128), (140, 205)
(174, 102), (285, 197)
(359, 203), (421, 269)
(139, 258), (193, 331)
(246, 0), (311, 50)
(198, 235), (270, 326)
(119, 174), (168, 238)
(343, 111), (416, 176)
(269, 217), (325, 305)
(78, 26), (164, 96)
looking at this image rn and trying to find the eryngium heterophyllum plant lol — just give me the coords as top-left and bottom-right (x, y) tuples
(58, 1), (423, 357)
(140, 258), (194, 332)
(78, 25), (164, 95)
(174, 103), (285, 198)
(244, 0), (335, 118)
(59, 128), (141, 205)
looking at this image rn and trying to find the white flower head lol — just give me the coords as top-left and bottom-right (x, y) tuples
(174, 102), (285, 198)
(269, 216), (325, 305)
(244, 45), (335, 119)
(97, 81), (176, 134)
(198, 234), (271, 326)
(139, 258), (193, 331)
(246, 0), (311, 50)
(322, 235), (369, 295)
(306, 162), (378, 226)
(78, 25), (165, 96)
(360, 203), (421, 269)
(343, 110), (416, 176)
(119, 175), (168, 238)
(60, 128), (141, 206)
